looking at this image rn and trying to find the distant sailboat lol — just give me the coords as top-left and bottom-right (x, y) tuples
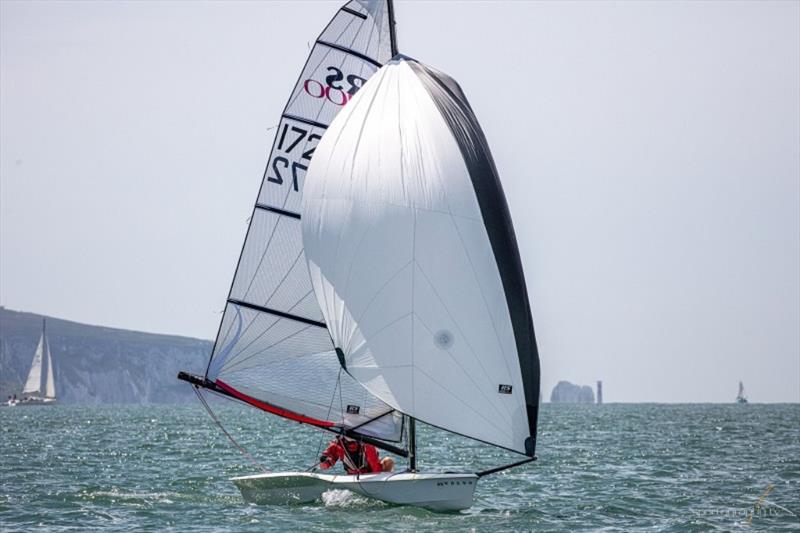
(19, 319), (57, 406)
(736, 381), (748, 404)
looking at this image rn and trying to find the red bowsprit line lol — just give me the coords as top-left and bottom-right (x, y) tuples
(215, 379), (335, 428)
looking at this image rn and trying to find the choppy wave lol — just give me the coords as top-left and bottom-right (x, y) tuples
(0, 403), (798, 531)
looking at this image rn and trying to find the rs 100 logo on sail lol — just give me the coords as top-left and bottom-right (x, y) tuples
(303, 67), (367, 106)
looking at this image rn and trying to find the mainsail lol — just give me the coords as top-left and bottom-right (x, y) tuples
(201, 0), (402, 442)
(45, 343), (56, 399)
(22, 335), (44, 395)
(302, 56), (541, 456)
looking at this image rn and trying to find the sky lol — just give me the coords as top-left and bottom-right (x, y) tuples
(1, 1), (798, 403)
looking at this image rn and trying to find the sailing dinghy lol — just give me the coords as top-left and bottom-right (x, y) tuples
(179, 0), (540, 512)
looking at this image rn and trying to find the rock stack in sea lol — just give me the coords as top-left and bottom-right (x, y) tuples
(550, 380), (596, 404)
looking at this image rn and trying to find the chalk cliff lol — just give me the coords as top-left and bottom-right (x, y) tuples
(0, 307), (209, 404)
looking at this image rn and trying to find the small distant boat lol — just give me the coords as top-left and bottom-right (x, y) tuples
(18, 319), (57, 406)
(736, 381), (748, 404)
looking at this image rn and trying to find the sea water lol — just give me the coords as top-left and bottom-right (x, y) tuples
(1, 403), (798, 531)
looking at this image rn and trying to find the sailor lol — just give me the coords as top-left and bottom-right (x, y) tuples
(318, 435), (394, 474)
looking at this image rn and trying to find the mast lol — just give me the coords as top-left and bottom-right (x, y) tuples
(408, 417), (417, 472)
(387, 0), (398, 56)
(42, 318), (46, 394)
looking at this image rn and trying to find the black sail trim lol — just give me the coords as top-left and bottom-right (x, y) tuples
(316, 40), (383, 68)
(255, 203), (301, 220)
(404, 58), (541, 457)
(347, 409), (397, 432)
(227, 299), (327, 329)
(281, 113), (329, 131)
(341, 6), (367, 20)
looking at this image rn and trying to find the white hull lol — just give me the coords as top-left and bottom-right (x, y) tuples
(16, 397), (56, 406)
(231, 471), (478, 511)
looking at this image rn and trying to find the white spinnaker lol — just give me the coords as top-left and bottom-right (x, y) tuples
(45, 340), (56, 399)
(205, 0), (402, 441)
(23, 334), (44, 395)
(302, 58), (532, 454)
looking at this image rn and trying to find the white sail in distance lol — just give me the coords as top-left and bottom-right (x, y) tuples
(45, 342), (56, 399)
(23, 334), (45, 395)
(302, 56), (541, 456)
(203, 0), (402, 441)
(737, 381), (748, 402)
(22, 328), (56, 399)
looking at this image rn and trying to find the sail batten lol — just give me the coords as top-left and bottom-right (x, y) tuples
(281, 114), (329, 131)
(316, 40), (383, 68)
(254, 204), (302, 220)
(302, 56), (540, 455)
(226, 298), (326, 329)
